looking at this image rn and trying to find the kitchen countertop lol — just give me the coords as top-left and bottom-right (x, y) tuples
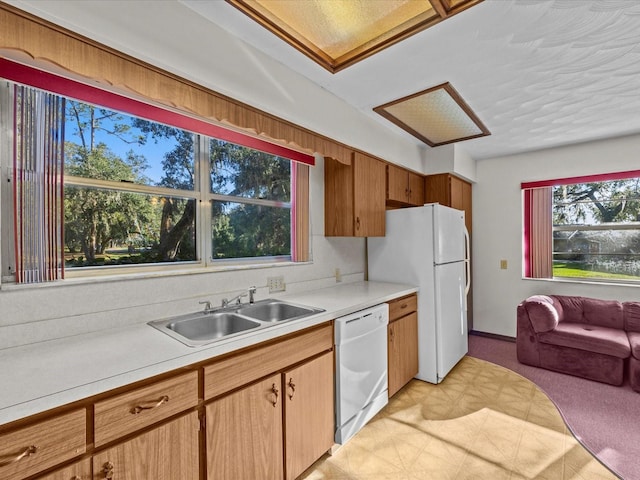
(0, 281), (416, 427)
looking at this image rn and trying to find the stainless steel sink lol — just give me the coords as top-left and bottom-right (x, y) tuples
(150, 311), (261, 346)
(148, 298), (325, 347)
(237, 299), (324, 323)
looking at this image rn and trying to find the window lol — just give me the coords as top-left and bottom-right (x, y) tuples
(1, 67), (313, 283)
(523, 171), (640, 283)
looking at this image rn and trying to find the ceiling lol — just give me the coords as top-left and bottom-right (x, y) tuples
(180, 0), (640, 160)
(8, 0), (640, 161)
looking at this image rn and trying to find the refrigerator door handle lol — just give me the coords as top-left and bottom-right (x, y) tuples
(464, 227), (471, 296)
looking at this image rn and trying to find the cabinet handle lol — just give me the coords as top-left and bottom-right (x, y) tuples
(355, 216), (361, 231)
(287, 378), (296, 400)
(390, 326), (395, 342)
(400, 303), (408, 309)
(71, 476), (82, 480)
(0, 445), (37, 467)
(102, 461), (114, 479)
(271, 383), (279, 407)
(130, 395), (169, 414)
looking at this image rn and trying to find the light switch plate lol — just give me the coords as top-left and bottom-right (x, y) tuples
(267, 275), (286, 293)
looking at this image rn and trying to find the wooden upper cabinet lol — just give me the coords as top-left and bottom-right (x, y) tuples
(325, 152), (385, 237)
(425, 173), (472, 233)
(387, 164), (424, 207)
(408, 171), (425, 206)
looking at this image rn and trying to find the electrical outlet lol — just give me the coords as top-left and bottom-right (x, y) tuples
(267, 275), (286, 293)
(335, 267), (342, 283)
(500, 259), (508, 270)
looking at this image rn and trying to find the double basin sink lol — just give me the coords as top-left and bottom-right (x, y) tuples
(149, 298), (325, 347)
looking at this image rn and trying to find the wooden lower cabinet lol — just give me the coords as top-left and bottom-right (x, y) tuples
(206, 373), (284, 480)
(284, 351), (334, 480)
(35, 458), (91, 480)
(92, 412), (199, 480)
(206, 351), (334, 480)
(388, 312), (419, 397)
(4, 322), (338, 480)
(0, 409), (86, 480)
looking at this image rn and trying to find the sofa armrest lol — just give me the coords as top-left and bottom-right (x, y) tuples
(624, 302), (640, 333)
(522, 295), (559, 333)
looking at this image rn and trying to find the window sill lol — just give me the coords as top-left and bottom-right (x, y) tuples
(0, 260), (313, 291)
(522, 276), (640, 289)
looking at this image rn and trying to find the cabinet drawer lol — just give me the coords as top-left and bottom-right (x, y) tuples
(204, 323), (333, 400)
(0, 409), (86, 480)
(34, 457), (91, 480)
(388, 294), (417, 321)
(94, 370), (198, 447)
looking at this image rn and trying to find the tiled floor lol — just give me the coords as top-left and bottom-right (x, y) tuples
(301, 357), (616, 480)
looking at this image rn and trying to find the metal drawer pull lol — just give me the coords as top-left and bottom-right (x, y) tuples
(0, 445), (37, 466)
(287, 378), (296, 400)
(401, 303), (408, 309)
(130, 395), (169, 414)
(102, 461), (114, 479)
(271, 383), (279, 407)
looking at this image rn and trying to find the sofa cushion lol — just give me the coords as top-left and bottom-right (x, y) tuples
(551, 295), (584, 323)
(538, 322), (630, 359)
(624, 302), (640, 333)
(628, 331), (640, 359)
(582, 297), (624, 329)
(523, 295), (559, 333)
(552, 295), (624, 329)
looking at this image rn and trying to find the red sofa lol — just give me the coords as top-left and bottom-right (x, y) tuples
(517, 295), (640, 390)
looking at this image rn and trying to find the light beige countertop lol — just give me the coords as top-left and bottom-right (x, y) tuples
(0, 281), (416, 426)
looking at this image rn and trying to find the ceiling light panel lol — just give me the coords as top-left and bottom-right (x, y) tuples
(374, 82), (490, 146)
(227, 0), (483, 72)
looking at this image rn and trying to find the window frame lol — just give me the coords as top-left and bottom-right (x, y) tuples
(522, 170), (640, 284)
(1, 63), (313, 283)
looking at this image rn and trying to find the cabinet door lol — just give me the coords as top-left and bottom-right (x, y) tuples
(408, 171), (425, 206)
(388, 312), (419, 397)
(206, 374), (283, 480)
(324, 156), (354, 236)
(386, 164), (409, 205)
(35, 458), (91, 480)
(353, 152), (385, 236)
(284, 352), (334, 480)
(92, 412), (199, 480)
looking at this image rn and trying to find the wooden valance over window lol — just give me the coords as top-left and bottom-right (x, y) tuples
(0, 4), (353, 165)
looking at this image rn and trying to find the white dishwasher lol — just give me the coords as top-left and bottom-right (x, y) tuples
(334, 303), (389, 444)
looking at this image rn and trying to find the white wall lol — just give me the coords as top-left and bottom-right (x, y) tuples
(0, 157), (367, 349)
(473, 134), (640, 337)
(423, 144), (477, 182)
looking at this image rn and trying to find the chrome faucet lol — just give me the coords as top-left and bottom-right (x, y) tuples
(221, 286), (257, 308)
(221, 291), (248, 308)
(199, 300), (213, 313)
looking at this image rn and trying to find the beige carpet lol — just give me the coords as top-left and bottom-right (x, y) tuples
(301, 356), (616, 480)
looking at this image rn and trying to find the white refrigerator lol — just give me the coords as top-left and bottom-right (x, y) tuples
(368, 203), (470, 384)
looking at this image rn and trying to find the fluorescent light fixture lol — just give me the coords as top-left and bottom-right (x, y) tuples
(226, 0), (483, 73)
(374, 82), (490, 146)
